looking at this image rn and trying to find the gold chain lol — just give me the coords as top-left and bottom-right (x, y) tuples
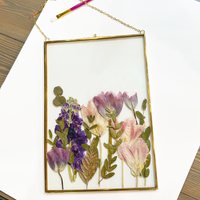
(34, 0), (144, 41)
(34, 0), (50, 41)
(80, 0), (144, 34)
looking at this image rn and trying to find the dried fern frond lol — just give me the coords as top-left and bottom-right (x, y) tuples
(79, 138), (99, 189)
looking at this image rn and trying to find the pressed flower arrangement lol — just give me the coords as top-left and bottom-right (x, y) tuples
(44, 34), (158, 192)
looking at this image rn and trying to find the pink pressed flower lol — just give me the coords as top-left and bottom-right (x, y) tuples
(123, 92), (138, 110)
(120, 117), (146, 146)
(93, 91), (123, 120)
(81, 100), (107, 137)
(118, 138), (149, 177)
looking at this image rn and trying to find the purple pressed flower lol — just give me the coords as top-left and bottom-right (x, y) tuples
(123, 92), (138, 110)
(93, 91), (123, 120)
(47, 148), (70, 172)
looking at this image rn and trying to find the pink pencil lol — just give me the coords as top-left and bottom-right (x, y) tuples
(51, 0), (93, 22)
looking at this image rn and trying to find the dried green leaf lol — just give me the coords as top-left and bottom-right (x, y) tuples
(108, 155), (112, 163)
(101, 165), (106, 178)
(56, 131), (63, 139)
(115, 139), (122, 147)
(63, 136), (68, 145)
(104, 172), (115, 179)
(143, 168), (150, 178)
(94, 136), (99, 147)
(115, 121), (123, 130)
(97, 159), (101, 168)
(145, 154), (151, 168)
(106, 113), (112, 118)
(54, 86), (63, 96)
(112, 112), (116, 123)
(109, 147), (117, 154)
(110, 128), (116, 139)
(142, 99), (147, 111)
(53, 136), (58, 145)
(59, 118), (65, 131)
(90, 124), (98, 130)
(111, 156), (117, 164)
(85, 129), (91, 139)
(104, 159), (108, 170)
(140, 127), (151, 141)
(83, 122), (90, 130)
(63, 128), (68, 136)
(107, 164), (117, 172)
(81, 144), (90, 151)
(139, 118), (145, 125)
(68, 151), (74, 164)
(47, 139), (53, 146)
(116, 130), (124, 139)
(136, 111), (145, 120)
(145, 139), (151, 152)
(106, 108), (111, 113)
(103, 143), (113, 149)
(53, 96), (62, 106)
(49, 129), (53, 139)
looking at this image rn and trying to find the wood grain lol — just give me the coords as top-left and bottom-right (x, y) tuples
(0, 0), (45, 88)
(0, 33), (23, 87)
(178, 147), (200, 200)
(0, 190), (16, 200)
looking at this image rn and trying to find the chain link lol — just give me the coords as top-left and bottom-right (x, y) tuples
(80, 0), (144, 34)
(34, 0), (50, 41)
(34, 0), (144, 41)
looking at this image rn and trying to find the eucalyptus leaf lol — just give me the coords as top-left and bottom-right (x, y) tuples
(47, 139), (53, 146)
(116, 130), (124, 139)
(136, 111), (145, 120)
(83, 122), (90, 130)
(84, 129), (91, 139)
(101, 165), (106, 178)
(115, 139), (122, 147)
(110, 128), (116, 139)
(142, 99), (147, 111)
(104, 172), (115, 179)
(49, 129), (53, 139)
(104, 159), (108, 170)
(145, 154), (151, 168)
(90, 124), (98, 130)
(54, 86), (63, 96)
(81, 144), (90, 151)
(110, 156), (117, 164)
(68, 151), (74, 164)
(53, 96), (62, 107)
(115, 122), (123, 130)
(107, 164), (117, 172)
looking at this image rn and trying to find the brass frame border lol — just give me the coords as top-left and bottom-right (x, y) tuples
(44, 34), (158, 193)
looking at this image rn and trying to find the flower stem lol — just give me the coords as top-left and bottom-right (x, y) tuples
(98, 136), (102, 187)
(68, 165), (73, 182)
(132, 109), (138, 125)
(108, 120), (112, 155)
(136, 175), (138, 188)
(58, 171), (64, 190)
(122, 160), (124, 188)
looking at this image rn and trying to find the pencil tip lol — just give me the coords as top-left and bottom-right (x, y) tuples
(51, 17), (57, 22)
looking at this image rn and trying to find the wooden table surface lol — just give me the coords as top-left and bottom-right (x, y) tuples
(0, 0), (200, 199)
